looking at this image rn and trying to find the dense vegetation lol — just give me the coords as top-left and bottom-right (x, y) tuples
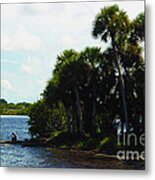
(0, 98), (31, 115)
(28, 5), (145, 152)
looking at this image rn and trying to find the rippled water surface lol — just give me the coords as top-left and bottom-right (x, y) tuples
(0, 115), (74, 168)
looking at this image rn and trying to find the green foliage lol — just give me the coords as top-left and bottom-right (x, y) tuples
(0, 98), (7, 104)
(28, 5), (144, 153)
(28, 100), (66, 138)
(92, 5), (130, 46)
(130, 12), (145, 42)
(0, 99), (31, 115)
(28, 100), (48, 138)
(100, 137), (110, 146)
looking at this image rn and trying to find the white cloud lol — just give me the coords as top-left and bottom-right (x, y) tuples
(20, 3), (53, 15)
(21, 64), (33, 74)
(1, 59), (19, 65)
(21, 56), (48, 75)
(1, 80), (12, 90)
(1, 1), (144, 103)
(21, 57), (36, 74)
(61, 35), (77, 49)
(1, 26), (41, 51)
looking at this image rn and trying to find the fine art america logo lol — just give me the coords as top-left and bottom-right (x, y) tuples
(116, 133), (145, 161)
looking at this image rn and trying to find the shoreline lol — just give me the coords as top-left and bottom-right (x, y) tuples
(0, 140), (145, 170)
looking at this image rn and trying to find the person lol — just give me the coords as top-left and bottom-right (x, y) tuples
(11, 132), (17, 143)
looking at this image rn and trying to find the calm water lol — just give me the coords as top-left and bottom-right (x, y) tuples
(0, 115), (74, 168)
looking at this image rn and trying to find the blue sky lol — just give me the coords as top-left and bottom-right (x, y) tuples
(1, 1), (144, 103)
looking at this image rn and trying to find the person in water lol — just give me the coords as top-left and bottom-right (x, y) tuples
(11, 132), (17, 143)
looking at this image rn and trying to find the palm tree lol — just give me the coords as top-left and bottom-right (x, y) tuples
(92, 5), (132, 134)
(49, 49), (90, 133)
(92, 5), (145, 147)
(58, 57), (90, 133)
(79, 47), (102, 134)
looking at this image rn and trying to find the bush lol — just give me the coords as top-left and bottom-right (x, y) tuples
(28, 100), (66, 139)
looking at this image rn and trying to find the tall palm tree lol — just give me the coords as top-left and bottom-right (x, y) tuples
(52, 49), (90, 133)
(92, 5), (131, 133)
(79, 47), (102, 134)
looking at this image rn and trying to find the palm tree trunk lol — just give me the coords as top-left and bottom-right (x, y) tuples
(74, 84), (83, 133)
(111, 36), (129, 134)
(92, 85), (96, 134)
(115, 60), (129, 133)
(64, 106), (71, 133)
(72, 102), (76, 133)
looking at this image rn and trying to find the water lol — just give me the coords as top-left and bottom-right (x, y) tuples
(0, 115), (30, 141)
(0, 115), (74, 168)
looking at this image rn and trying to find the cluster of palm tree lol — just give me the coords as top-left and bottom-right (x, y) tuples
(28, 5), (144, 142)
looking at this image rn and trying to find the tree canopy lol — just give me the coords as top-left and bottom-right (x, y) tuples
(28, 5), (144, 151)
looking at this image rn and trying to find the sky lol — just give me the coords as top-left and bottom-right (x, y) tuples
(1, 0), (144, 103)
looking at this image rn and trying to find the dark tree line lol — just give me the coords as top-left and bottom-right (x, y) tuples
(28, 5), (144, 146)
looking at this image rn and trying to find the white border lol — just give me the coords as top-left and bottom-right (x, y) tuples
(0, 0), (154, 179)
